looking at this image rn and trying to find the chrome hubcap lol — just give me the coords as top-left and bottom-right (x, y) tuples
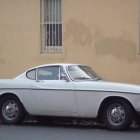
(2, 100), (19, 121)
(107, 104), (126, 126)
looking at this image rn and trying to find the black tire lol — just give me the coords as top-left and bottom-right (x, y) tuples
(103, 99), (133, 131)
(0, 96), (25, 125)
(135, 115), (140, 126)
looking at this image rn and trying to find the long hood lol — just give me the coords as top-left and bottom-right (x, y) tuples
(75, 80), (140, 94)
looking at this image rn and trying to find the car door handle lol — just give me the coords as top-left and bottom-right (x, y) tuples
(36, 80), (45, 82)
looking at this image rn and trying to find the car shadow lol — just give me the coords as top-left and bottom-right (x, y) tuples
(0, 119), (140, 132)
(21, 120), (106, 131)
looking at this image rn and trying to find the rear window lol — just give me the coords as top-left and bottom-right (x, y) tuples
(26, 69), (36, 80)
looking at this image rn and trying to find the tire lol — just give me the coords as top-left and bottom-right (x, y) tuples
(103, 99), (133, 131)
(135, 115), (140, 126)
(0, 96), (25, 125)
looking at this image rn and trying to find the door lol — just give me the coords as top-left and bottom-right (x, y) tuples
(32, 66), (77, 113)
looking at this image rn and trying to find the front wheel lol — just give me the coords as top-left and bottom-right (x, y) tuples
(103, 99), (133, 130)
(0, 96), (25, 124)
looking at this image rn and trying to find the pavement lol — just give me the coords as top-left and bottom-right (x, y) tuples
(0, 120), (140, 140)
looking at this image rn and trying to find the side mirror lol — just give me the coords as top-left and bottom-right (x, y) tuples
(60, 74), (69, 82)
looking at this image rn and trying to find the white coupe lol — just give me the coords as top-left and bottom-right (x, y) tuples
(0, 63), (140, 130)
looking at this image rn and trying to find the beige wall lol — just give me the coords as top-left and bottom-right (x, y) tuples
(0, 0), (140, 84)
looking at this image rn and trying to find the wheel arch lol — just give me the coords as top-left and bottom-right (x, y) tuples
(97, 96), (136, 122)
(0, 92), (21, 101)
(0, 92), (27, 113)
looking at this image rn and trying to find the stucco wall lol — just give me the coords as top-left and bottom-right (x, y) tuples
(0, 0), (140, 84)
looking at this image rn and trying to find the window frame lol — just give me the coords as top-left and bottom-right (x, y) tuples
(40, 0), (63, 54)
(26, 69), (36, 80)
(36, 65), (69, 81)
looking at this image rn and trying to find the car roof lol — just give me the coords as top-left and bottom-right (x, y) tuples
(31, 63), (82, 69)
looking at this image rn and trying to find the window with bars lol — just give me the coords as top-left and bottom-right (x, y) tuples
(40, 0), (62, 54)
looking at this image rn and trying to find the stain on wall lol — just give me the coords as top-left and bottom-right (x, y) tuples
(64, 19), (92, 47)
(94, 36), (136, 63)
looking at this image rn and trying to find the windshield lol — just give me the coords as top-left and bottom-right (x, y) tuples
(67, 65), (102, 81)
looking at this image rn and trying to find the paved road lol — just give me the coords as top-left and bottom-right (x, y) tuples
(0, 121), (140, 140)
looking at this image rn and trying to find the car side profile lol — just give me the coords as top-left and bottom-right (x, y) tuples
(0, 63), (140, 130)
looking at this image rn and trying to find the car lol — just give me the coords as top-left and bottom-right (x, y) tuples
(0, 63), (140, 130)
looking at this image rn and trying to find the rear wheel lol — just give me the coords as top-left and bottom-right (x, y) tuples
(0, 96), (25, 124)
(135, 115), (140, 126)
(103, 99), (133, 130)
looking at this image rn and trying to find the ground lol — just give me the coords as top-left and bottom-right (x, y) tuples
(0, 120), (140, 140)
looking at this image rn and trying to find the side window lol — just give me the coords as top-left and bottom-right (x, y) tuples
(26, 69), (36, 80)
(38, 66), (59, 80)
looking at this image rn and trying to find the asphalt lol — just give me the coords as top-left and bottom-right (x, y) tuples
(0, 120), (140, 140)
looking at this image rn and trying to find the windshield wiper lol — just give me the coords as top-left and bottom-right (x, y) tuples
(74, 77), (91, 80)
(93, 77), (102, 81)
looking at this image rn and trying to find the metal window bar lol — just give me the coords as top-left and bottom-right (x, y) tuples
(139, 0), (140, 54)
(41, 0), (62, 54)
(138, 0), (140, 55)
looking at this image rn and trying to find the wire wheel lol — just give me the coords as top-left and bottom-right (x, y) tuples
(0, 96), (25, 124)
(2, 100), (19, 121)
(103, 99), (133, 130)
(107, 103), (126, 126)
